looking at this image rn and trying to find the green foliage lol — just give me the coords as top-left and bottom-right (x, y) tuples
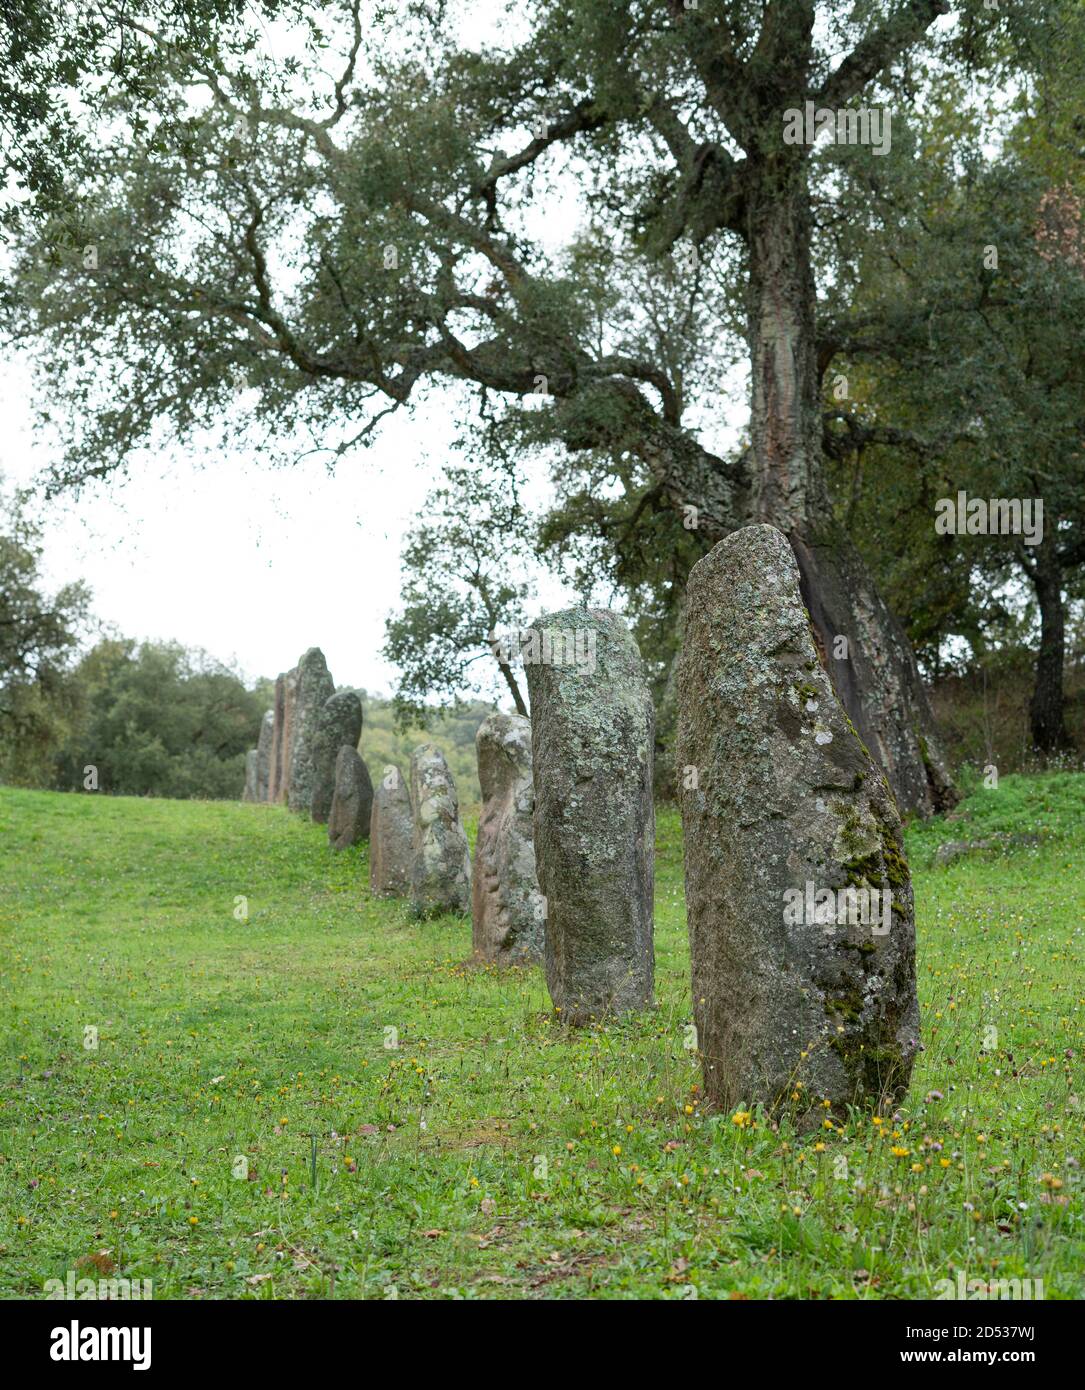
(359, 692), (492, 811)
(382, 463), (534, 728)
(0, 1), (300, 238)
(0, 483), (90, 785)
(51, 639), (265, 800)
(821, 56), (1085, 680)
(0, 487), (273, 797)
(9, 0), (1085, 790)
(1, 772), (1083, 1298)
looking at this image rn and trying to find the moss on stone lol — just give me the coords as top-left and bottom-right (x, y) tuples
(825, 989), (864, 1024)
(840, 708), (875, 765)
(844, 851), (882, 889)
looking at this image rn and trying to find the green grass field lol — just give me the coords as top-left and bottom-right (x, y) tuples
(1, 774), (1082, 1299)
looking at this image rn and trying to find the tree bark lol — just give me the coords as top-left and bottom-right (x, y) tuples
(739, 161), (957, 817)
(1028, 541), (1071, 753)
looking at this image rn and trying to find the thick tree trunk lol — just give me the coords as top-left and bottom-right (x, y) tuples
(1028, 543), (1071, 753)
(742, 164), (957, 817)
(746, 161), (823, 532)
(550, 154), (958, 816)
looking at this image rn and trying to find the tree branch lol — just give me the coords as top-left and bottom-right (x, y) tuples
(814, 0), (950, 107)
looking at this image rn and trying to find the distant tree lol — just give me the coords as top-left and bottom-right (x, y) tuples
(54, 639), (266, 797)
(819, 53), (1085, 754)
(383, 462), (536, 727)
(358, 690), (495, 807)
(0, 482), (90, 783)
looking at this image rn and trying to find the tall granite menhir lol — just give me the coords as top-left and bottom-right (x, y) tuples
(309, 689), (363, 823)
(286, 648), (335, 813)
(409, 744), (471, 918)
(255, 709), (274, 802)
(370, 765), (413, 896)
(525, 607), (654, 1023)
(676, 525), (919, 1123)
(268, 666), (297, 804)
(472, 713), (543, 965)
(241, 749), (259, 802)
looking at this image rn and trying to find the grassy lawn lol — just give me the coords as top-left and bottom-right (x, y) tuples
(1, 773), (1082, 1299)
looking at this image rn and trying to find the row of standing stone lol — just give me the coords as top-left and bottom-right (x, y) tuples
(240, 648), (483, 923)
(241, 526), (920, 1123)
(240, 632), (650, 1006)
(495, 527), (918, 1122)
(241, 647), (357, 819)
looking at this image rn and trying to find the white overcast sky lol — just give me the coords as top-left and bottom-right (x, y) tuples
(1, 358), (506, 692)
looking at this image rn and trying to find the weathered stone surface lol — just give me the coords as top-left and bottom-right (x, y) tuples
(268, 674), (286, 802)
(328, 746), (374, 850)
(472, 712), (543, 965)
(286, 648), (335, 813)
(268, 667), (297, 805)
(309, 690), (363, 823)
(369, 765), (413, 896)
(255, 709), (274, 802)
(409, 744), (471, 918)
(675, 524), (919, 1124)
(242, 749), (259, 802)
(524, 607), (655, 1023)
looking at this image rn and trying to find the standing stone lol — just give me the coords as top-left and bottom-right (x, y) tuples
(676, 524), (919, 1124)
(280, 668), (298, 802)
(286, 648), (335, 813)
(241, 749), (259, 802)
(524, 607), (655, 1023)
(310, 690), (363, 823)
(408, 744), (471, 918)
(472, 713), (543, 965)
(268, 667), (297, 805)
(268, 672), (285, 802)
(255, 709), (274, 802)
(369, 765), (413, 896)
(328, 747), (374, 849)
